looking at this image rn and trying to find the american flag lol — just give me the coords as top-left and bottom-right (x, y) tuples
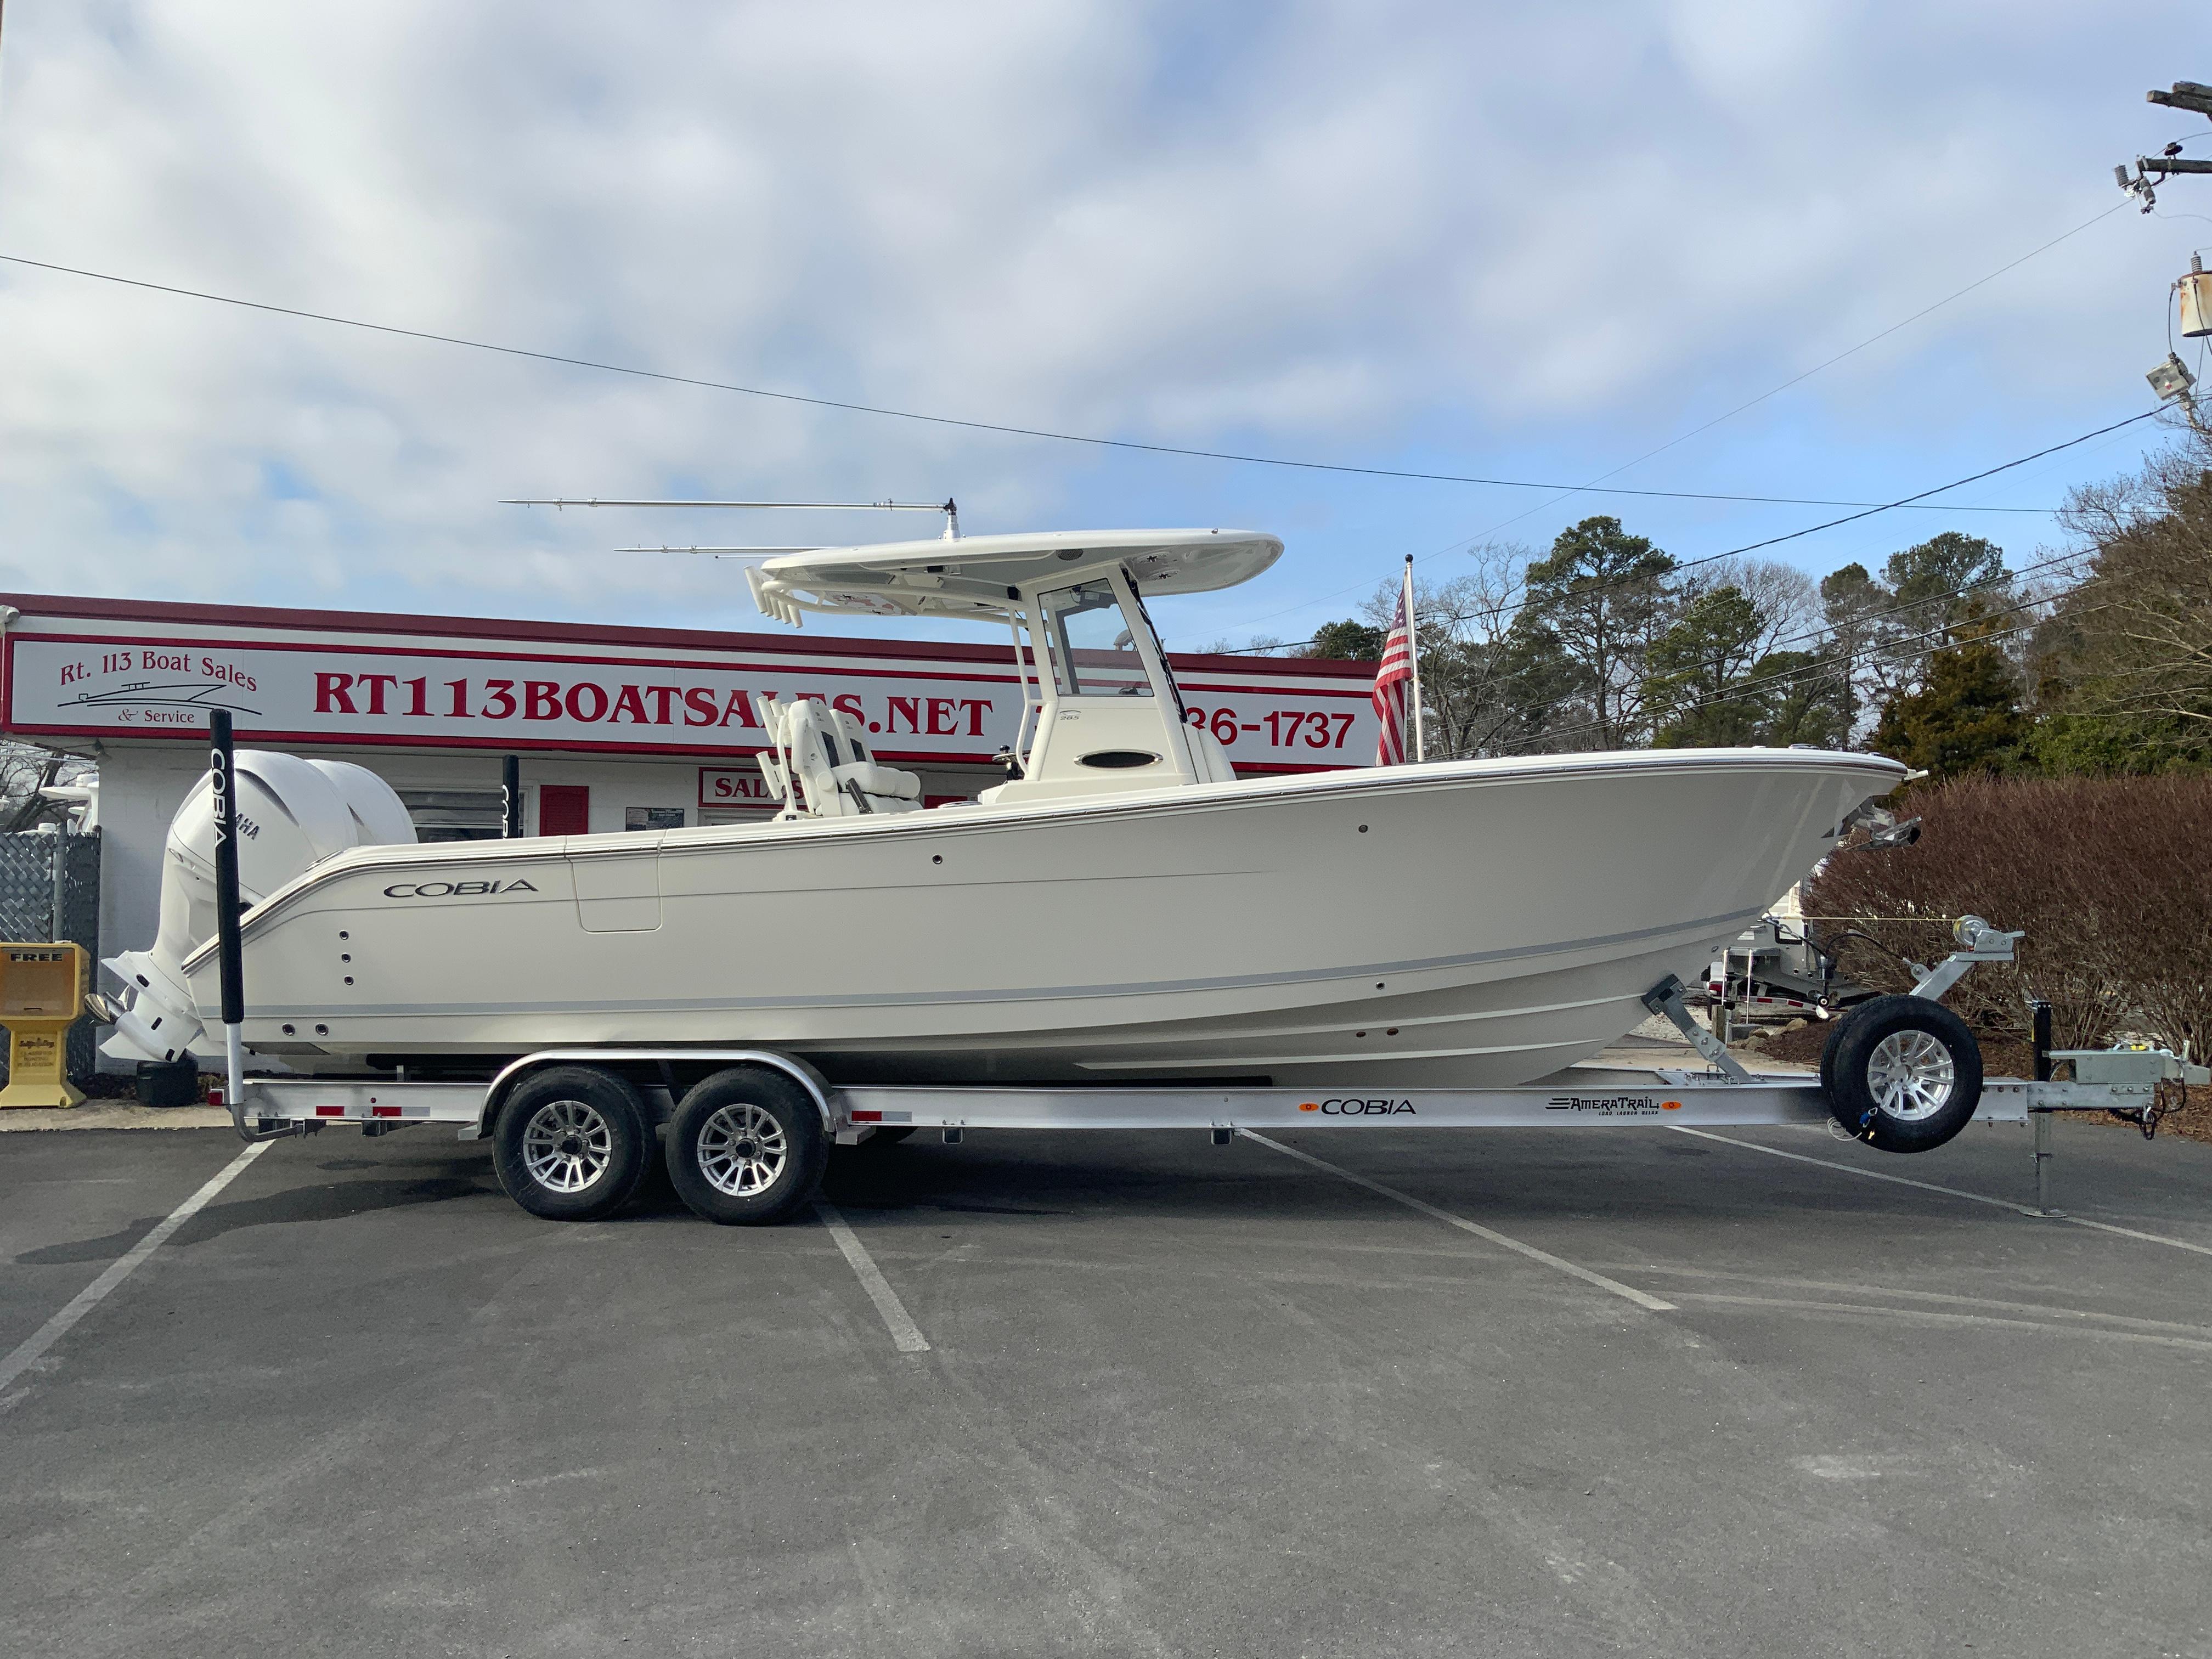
(1373, 562), (1418, 765)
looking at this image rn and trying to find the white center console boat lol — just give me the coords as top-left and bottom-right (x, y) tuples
(103, 527), (1906, 1095)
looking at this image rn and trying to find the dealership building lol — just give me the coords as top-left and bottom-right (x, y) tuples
(0, 590), (1379, 1012)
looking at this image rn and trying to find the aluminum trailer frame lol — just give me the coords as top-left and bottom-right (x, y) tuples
(239, 1062), (2141, 1138)
(215, 918), (2179, 1218)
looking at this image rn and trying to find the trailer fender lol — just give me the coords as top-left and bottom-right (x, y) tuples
(471, 1049), (834, 1142)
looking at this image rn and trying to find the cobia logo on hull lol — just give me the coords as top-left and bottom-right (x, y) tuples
(382, 878), (540, 899)
(1297, 1097), (1416, 1116)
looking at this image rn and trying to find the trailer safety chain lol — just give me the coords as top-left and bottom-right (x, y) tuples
(2115, 1077), (2184, 1141)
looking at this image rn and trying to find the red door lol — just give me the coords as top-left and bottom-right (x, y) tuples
(538, 784), (590, 835)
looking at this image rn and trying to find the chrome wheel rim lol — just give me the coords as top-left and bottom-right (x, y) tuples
(1867, 1030), (1955, 1121)
(521, 1098), (614, 1192)
(697, 1103), (789, 1197)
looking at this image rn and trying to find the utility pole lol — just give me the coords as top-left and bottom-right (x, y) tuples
(2119, 81), (2212, 436)
(2117, 82), (2212, 211)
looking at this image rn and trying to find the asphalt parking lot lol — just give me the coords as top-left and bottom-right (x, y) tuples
(3, 1116), (2209, 1658)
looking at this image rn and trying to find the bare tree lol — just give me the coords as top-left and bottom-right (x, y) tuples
(0, 741), (92, 832)
(1355, 541), (1532, 757)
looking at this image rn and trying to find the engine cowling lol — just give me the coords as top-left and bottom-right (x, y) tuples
(100, 753), (417, 1064)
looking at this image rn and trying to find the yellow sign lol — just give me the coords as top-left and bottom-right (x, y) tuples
(0, 943), (88, 1109)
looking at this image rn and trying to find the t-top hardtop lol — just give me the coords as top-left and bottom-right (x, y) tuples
(746, 528), (1282, 625)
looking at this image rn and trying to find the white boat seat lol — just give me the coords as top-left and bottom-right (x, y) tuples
(755, 696), (924, 819)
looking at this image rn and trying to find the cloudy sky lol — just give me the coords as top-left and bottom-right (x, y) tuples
(1, 1), (2205, 651)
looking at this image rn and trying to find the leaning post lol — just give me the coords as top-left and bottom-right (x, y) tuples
(2031, 1000), (2054, 1214)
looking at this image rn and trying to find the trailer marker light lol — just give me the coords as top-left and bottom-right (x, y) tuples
(1661, 1101), (1683, 1110)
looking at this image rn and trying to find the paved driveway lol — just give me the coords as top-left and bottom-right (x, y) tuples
(3, 1117), (2208, 1657)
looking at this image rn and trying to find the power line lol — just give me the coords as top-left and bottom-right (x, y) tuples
(1360, 547), (2082, 758)
(1461, 200), (2135, 540)
(1505, 604), (2076, 755)
(0, 251), (2067, 515)
(1218, 411), (2154, 654)
(1492, 554), (2102, 755)
(1222, 198), (2135, 632)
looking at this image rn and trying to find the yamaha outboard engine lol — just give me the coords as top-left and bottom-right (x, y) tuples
(99, 753), (416, 1064)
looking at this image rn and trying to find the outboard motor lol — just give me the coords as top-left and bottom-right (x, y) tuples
(98, 753), (416, 1064)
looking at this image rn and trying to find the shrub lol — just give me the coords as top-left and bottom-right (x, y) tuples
(1803, 774), (2212, 1055)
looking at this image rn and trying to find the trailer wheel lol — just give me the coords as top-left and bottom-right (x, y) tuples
(666, 1068), (827, 1225)
(494, 1066), (656, 1221)
(1822, 995), (1983, 1153)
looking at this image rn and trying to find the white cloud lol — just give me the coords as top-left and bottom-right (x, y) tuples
(0, 0), (2199, 637)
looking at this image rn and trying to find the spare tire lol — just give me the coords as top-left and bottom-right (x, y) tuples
(1821, 995), (1983, 1154)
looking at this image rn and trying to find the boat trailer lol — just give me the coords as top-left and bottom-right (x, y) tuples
(174, 709), (2207, 1226)
(211, 929), (2194, 1229)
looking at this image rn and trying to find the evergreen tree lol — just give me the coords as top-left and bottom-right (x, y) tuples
(1507, 517), (1676, 749)
(1304, 619), (1384, 661)
(1644, 586), (1765, 746)
(1869, 625), (2027, 777)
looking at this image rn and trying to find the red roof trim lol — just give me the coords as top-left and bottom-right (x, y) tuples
(0, 590), (1369, 680)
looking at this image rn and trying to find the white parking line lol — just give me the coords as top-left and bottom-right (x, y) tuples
(814, 1199), (931, 1353)
(0, 1141), (271, 1399)
(1670, 1126), (2212, 1258)
(1240, 1131), (1675, 1312)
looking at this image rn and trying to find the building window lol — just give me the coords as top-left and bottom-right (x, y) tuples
(396, 789), (506, 843)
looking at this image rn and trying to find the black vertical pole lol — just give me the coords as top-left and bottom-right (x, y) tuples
(210, 713), (247, 1127)
(2030, 997), (2054, 1215)
(502, 754), (523, 837)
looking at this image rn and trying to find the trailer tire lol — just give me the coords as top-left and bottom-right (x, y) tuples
(1822, 995), (1983, 1153)
(494, 1066), (656, 1221)
(665, 1068), (827, 1225)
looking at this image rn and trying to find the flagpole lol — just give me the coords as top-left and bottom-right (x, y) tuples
(1403, 555), (1425, 763)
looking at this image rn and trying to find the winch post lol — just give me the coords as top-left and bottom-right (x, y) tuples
(1641, 975), (1751, 1082)
(210, 712), (250, 1137)
(501, 754), (523, 838)
(1910, 916), (2022, 1003)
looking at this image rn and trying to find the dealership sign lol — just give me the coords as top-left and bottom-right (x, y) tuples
(3, 616), (1378, 772)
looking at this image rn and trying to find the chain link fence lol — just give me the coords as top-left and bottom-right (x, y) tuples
(0, 830), (102, 1082)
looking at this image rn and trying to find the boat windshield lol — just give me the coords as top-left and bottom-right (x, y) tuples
(1124, 583), (1187, 718)
(1038, 580), (1152, 697)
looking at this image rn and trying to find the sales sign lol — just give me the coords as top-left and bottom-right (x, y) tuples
(6, 634), (1378, 772)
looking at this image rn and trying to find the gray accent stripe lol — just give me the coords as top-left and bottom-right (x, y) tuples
(249, 904), (1758, 1020)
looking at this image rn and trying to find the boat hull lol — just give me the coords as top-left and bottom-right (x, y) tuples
(191, 749), (1904, 1087)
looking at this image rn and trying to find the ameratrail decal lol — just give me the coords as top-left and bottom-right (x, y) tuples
(1543, 1094), (1686, 1117)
